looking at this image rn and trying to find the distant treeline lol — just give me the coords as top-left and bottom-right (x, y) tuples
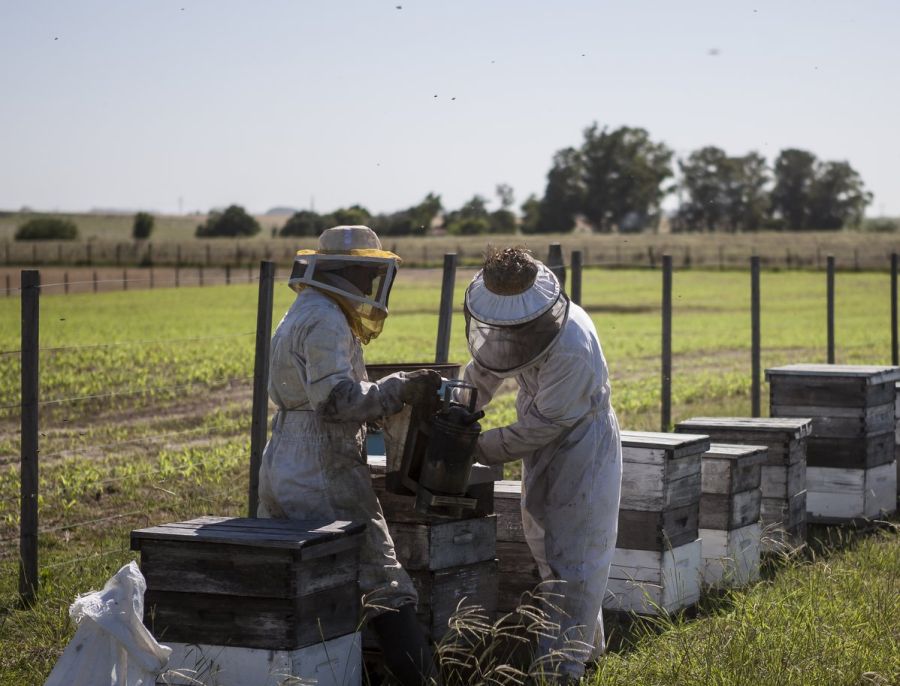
(9, 122), (887, 242)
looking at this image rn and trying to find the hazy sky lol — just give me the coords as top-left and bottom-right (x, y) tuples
(2, 1), (898, 216)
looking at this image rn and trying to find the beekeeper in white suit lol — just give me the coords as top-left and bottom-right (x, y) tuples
(258, 225), (441, 686)
(462, 247), (622, 681)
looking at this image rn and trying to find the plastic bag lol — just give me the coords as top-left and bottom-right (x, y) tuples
(44, 560), (171, 686)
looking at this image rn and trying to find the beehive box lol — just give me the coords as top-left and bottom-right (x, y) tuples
(696, 444), (766, 586)
(617, 431), (709, 552)
(766, 364), (899, 522)
(607, 431), (709, 614)
(366, 456), (499, 643)
(158, 633), (362, 686)
(895, 382), (900, 496)
(132, 517), (364, 650)
(675, 417), (811, 548)
(494, 480), (542, 614)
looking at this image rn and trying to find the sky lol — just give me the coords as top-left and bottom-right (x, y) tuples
(1, 0), (898, 217)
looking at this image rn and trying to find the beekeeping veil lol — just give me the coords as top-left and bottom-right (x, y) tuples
(288, 225), (401, 344)
(464, 248), (569, 376)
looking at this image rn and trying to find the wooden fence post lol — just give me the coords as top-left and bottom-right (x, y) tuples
(20, 270), (40, 605)
(892, 253), (898, 366)
(226, 265), (231, 286)
(123, 269), (128, 292)
(64, 272), (69, 295)
(248, 261), (275, 518)
(571, 250), (583, 306)
(435, 254), (457, 364)
(93, 270), (98, 293)
(661, 255), (673, 432)
(547, 243), (566, 292)
(827, 256), (835, 364)
(199, 266), (204, 287)
(751, 256), (761, 417)
(6, 274), (11, 297)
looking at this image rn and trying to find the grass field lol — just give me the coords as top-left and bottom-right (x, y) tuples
(0, 267), (897, 683)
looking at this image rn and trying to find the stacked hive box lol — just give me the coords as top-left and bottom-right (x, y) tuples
(696, 444), (766, 586)
(493, 480), (542, 615)
(368, 456), (499, 643)
(895, 382), (900, 497)
(766, 364), (899, 522)
(131, 516), (365, 686)
(607, 431), (709, 614)
(675, 417), (811, 549)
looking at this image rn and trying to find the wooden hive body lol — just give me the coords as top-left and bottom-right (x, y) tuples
(493, 480), (542, 614)
(675, 417), (811, 548)
(766, 364), (899, 523)
(131, 516), (365, 651)
(367, 457), (499, 643)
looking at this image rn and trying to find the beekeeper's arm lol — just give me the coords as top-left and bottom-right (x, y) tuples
(475, 352), (594, 465)
(291, 313), (440, 423)
(462, 359), (504, 412)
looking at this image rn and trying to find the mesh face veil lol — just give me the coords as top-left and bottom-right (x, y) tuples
(289, 251), (399, 344)
(464, 262), (570, 375)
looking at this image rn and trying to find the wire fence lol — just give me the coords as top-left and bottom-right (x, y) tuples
(2, 248), (899, 605)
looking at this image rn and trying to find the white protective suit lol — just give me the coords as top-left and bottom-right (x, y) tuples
(465, 302), (622, 678)
(258, 287), (418, 614)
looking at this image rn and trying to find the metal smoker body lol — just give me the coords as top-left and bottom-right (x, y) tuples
(388, 380), (484, 516)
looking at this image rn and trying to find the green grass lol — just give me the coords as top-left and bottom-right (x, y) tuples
(0, 267), (897, 684)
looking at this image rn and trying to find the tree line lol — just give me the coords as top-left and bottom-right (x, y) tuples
(10, 122), (880, 241)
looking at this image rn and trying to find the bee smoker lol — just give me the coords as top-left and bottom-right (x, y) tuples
(391, 380), (485, 516)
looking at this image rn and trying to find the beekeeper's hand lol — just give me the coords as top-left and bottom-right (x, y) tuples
(399, 370), (443, 410)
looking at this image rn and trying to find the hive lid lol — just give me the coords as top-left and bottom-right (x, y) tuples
(366, 455), (502, 484)
(131, 516), (365, 556)
(677, 416), (813, 438)
(620, 430), (710, 457)
(765, 364), (900, 385)
(705, 443), (768, 466)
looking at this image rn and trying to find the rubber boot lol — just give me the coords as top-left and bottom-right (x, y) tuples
(369, 603), (435, 686)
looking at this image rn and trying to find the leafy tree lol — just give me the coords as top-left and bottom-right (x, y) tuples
(675, 147), (769, 232)
(495, 184), (515, 210)
(537, 125), (673, 233)
(519, 194), (542, 234)
(489, 209), (517, 234)
(281, 210), (328, 237)
(808, 161), (872, 229)
(446, 195), (492, 235)
(195, 205), (261, 237)
(330, 205), (372, 227)
(133, 212), (154, 240)
(771, 149), (817, 230)
(370, 193), (443, 236)
(771, 149), (871, 230)
(15, 217), (78, 240)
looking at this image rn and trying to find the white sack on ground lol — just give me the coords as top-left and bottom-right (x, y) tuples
(44, 560), (171, 686)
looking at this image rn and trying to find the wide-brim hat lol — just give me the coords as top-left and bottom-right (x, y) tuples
(298, 225), (400, 262)
(465, 262), (561, 325)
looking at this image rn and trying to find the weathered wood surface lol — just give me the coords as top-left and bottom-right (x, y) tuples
(131, 516), (365, 557)
(605, 540), (702, 614)
(699, 523), (761, 587)
(409, 560), (499, 640)
(700, 444), (766, 495)
(495, 480), (525, 542)
(144, 582), (359, 650)
(806, 463), (897, 521)
(139, 539), (359, 598)
(620, 455), (701, 511)
(675, 418), (810, 467)
(769, 377), (895, 408)
(699, 489), (761, 530)
(771, 402), (894, 438)
(616, 505), (698, 551)
(764, 364), (900, 385)
(372, 477), (494, 523)
(620, 430), (710, 459)
(760, 462), (807, 501)
(804, 432), (895, 469)
(160, 633), (362, 686)
(389, 516), (496, 570)
(495, 541), (542, 613)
